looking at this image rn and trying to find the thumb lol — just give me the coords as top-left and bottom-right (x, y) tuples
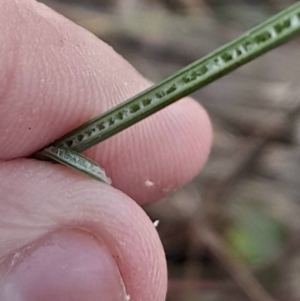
(0, 159), (167, 301)
(1, 229), (129, 301)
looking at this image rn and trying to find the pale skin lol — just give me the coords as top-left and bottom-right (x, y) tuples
(0, 1), (212, 300)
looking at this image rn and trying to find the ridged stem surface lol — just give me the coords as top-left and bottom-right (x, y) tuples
(45, 3), (300, 153)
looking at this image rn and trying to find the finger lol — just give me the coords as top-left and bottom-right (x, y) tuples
(0, 0), (212, 204)
(0, 159), (167, 301)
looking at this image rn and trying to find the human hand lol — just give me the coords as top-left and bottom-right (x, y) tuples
(0, 1), (212, 300)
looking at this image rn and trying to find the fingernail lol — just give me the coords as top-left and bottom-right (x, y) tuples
(1, 229), (128, 301)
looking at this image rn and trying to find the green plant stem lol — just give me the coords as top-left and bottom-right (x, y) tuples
(33, 3), (300, 182)
(38, 3), (300, 154)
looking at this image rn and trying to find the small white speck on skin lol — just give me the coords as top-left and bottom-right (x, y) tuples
(125, 294), (131, 301)
(153, 220), (160, 228)
(145, 180), (154, 187)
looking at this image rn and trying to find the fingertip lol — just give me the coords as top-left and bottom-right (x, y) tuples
(0, 0), (212, 205)
(93, 97), (212, 205)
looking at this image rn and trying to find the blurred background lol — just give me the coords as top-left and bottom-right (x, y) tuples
(40, 1), (300, 300)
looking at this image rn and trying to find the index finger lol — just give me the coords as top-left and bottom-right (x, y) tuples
(0, 0), (212, 204)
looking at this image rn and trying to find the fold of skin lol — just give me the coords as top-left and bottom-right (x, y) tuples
(0, 1), (212, 300)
